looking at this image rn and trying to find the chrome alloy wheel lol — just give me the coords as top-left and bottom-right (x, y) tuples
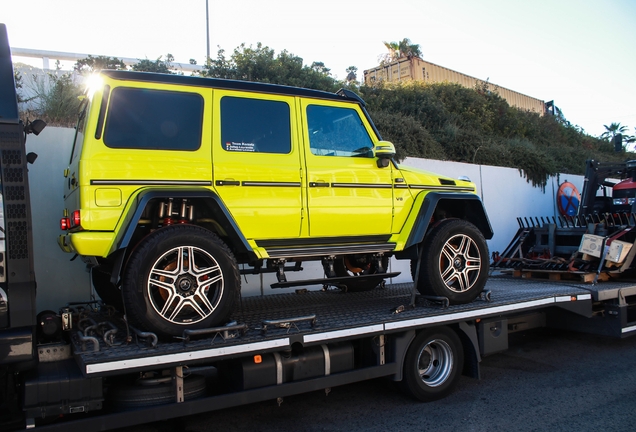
(147, 246), (224, 325)
(439, 233), (482, 293)
(417, 339), (454, 387)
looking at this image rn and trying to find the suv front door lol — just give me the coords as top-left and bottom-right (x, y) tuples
(302, 101), (393, 238)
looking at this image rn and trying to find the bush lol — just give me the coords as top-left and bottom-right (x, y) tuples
(28, 70), (83, 126)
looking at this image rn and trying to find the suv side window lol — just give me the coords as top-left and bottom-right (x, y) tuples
(306, 105), (374, 157)
(220, 96), (291, 154)
(103, 87), (203, 150)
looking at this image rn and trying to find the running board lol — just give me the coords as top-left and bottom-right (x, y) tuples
(270, 272), (401, 289)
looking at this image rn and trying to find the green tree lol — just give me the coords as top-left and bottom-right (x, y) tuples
(345, 66), (358, 83)
(202, 43), (340, 92)
(600, 122), (628, 140)
(132, 54), (175, 74)
(74, 55), (126, 73)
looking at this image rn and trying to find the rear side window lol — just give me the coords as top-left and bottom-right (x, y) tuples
(103, 88), (203, 150)
(220, 97), (291, 154)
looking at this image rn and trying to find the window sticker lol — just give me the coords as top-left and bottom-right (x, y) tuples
(225, 141), (256, 152)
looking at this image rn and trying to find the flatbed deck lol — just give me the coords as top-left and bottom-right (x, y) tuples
(71, 275), (636, 376)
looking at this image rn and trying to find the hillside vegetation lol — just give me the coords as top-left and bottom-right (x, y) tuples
(361, 80), (631, 187)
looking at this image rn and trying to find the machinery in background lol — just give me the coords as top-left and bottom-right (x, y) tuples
(493, 160), (636, 278)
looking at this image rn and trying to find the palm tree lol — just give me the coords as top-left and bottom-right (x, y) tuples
(600, 122), (628, 141)
(380, 38), (422, 65)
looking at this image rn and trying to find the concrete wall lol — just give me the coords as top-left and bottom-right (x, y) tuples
(25, 127), (583, 310)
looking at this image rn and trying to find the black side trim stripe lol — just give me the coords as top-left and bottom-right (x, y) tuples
(331, 183), (392, 189)
(91, 180), (212, 186)
(409, 185), (475, 191)
(242, 181), (301, 187)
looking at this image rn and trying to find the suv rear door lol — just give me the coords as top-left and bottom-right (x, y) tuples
(213, 92), (303, 240)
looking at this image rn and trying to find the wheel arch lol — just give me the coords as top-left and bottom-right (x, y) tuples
(104, 189), (253, 286)
(114, 188), (252, 257)
(403, 193), (493, 253)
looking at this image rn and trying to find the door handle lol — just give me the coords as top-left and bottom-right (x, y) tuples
(309, 181), (329, 187)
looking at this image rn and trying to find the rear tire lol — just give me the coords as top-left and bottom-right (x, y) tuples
(412, 219), (488, 304)
(122, 225), (239, 337)
(399, 326), (463, 402)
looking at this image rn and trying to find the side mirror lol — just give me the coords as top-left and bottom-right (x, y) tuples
(24, 119), (47, 136)
(374, 141), (395, 168)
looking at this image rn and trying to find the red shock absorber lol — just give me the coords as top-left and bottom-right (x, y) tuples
(163, 198), (175, 226)
(179, 199), (189, 224)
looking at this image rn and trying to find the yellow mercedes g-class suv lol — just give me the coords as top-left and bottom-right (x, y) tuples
(58, 70), (492, 337)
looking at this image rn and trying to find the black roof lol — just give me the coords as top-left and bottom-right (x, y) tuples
(101, 70), (364, 105)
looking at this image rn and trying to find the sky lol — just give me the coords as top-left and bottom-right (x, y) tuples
(3, 0), (636, 138)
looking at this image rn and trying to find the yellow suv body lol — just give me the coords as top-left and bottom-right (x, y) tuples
(59, 71), (492, 337)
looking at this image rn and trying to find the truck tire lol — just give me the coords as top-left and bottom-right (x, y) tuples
(331, 255), (388, 292)
(399, 326), (464, 402)
(109, 374), (207, 410)
(413, 219), (488, 304)
(122, 225), (239, 338)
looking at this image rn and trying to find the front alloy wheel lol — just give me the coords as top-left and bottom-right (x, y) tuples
(413, 219), (489, 304)
(123, 225), (239, 337)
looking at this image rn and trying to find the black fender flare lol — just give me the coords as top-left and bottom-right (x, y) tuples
(108, 188), (252, 285)
(404, 193), (493, 252)
(115, 188), (251, 253)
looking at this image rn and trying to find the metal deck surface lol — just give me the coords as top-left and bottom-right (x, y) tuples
(70, 276), (636, 376)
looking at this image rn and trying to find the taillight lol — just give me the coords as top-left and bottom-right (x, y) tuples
(60, 217), (70, 230)
(70, 210), (81, 229)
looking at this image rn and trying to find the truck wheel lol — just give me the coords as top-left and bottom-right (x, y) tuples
(122, 225), (239, 337)
(109, 374), (207, 410)
(413, 219), (488, 304)
(91, 268), (123, 310)
(399, 326), (463, 402)
(331, 255), (388, 292)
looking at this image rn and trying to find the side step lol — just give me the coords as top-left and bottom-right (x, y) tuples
(270, 272), (401, 289)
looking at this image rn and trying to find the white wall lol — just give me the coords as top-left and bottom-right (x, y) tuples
(26, 127), (90, 312)
(25, 127), (583, 308)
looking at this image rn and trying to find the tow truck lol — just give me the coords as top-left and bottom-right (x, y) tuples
(1, 24), (636, 431)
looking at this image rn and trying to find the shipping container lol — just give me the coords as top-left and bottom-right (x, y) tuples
(363, 57), (545, 114)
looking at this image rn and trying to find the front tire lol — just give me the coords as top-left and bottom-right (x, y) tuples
(399, 326), (464, 402)
(122, 225), (239, 337)
(413, 219), (489, 304)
